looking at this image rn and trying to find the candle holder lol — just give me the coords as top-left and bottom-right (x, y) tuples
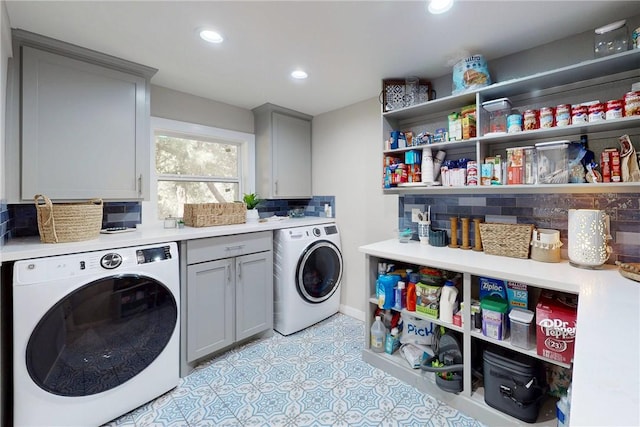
(448, 217), (459, 248)
(472, 218), (483, 251)
(460, 217), (471, 250)
(568, 209), (612, 269)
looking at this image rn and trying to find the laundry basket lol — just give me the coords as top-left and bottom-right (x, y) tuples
(35, 194), (103, 243)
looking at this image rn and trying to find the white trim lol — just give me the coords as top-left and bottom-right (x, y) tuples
(145, 117), (255, 225)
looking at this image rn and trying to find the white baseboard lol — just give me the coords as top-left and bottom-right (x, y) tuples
(339, 304), (365, 322)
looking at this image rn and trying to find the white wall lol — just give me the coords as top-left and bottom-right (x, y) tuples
(1, 0), (11, 203)
(311, 97), (398, 320)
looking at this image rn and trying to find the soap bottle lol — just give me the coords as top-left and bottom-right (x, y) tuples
(406, 281), (417, 311)
(439, 280), (459, 323)
(394, 281), (406, 311)
(370, 315), (387, 353)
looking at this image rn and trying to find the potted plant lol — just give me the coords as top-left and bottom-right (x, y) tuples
(243, 193), (262, 222)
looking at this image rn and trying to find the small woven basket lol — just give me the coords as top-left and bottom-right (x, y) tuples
(479, 223), (534, 259)
(35, 194), (103, 243)
(183, 202), (247, 227)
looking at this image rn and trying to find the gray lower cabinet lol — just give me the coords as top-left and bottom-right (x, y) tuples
(181, 232), (273, 375)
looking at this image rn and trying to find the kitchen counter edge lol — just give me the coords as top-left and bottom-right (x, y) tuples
(1, 217), (336, 261)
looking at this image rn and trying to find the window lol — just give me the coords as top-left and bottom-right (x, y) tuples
(149, 118), (255, 221)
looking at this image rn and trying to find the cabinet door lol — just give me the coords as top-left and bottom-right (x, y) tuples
(21, 46), (148, 200)
(272, 112), (311, 198)
(235, 251), (273, 341)
(186, 258), (234, 362)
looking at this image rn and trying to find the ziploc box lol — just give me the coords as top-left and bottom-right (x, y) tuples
(536, 290), (578, 364)
(506, 281), (528, 311)
(479, 277), (507, 301)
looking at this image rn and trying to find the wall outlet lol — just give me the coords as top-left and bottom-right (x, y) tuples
(411, 208), (422, 223)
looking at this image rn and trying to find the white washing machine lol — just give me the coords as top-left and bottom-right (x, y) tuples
(274, 223), (343, 335)
(13, 242), (180, 427)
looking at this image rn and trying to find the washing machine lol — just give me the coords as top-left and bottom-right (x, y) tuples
(274, 223), (343, 335)
(12, 242), (180, 427)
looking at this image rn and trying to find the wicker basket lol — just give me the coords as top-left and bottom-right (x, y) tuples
(35, 194), (103, 243)
(183, 202), (247, 227)
(479, 223), (534, 259)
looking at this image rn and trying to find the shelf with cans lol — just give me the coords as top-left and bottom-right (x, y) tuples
(382, 49), (640, 194)
(363, 252), (577, 426)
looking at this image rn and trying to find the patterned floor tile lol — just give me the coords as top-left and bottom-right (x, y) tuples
(103, 313), (484, 427)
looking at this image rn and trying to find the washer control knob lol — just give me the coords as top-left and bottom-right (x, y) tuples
(313, 228), (321, 237)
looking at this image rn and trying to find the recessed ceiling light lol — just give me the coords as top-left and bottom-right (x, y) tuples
(427, 0), (454, 14)
(291, 70), (308, 79)
(199, 29), (224, 44)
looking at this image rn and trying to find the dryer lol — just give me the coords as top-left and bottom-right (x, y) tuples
(274, 223), (343, 335)
(12, 242), (180, 427)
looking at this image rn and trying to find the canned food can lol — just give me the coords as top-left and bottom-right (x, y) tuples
(555, 104), (571, 126)
(605, 148), (621, 182)
(600, 151), (611, 183)
(523, 109), (539, 130)
(571, 105), (588, 124)
(507, 114), (523, 133)
(588, 103), (605, 122)
(606, 99), (624, 120)
(624, 91), (640, 116)
(540, 107), (555, 128)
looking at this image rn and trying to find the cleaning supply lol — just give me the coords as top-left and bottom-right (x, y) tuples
(556, 385), (571, 427)
(378, 274), (399, 309)
(384, 327), (401, 354)
(370, 315), (387, 353)
(406, 281), (417, 311)
(439, 280), (459, 323)
(394, 281), (406, 311)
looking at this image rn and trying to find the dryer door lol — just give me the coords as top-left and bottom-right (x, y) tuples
(296, 240), (343, 303)
(25, 274), (177, 397)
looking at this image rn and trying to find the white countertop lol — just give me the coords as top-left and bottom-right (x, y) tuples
(360, 239), (640, 426)
(1, 217), (335, 261)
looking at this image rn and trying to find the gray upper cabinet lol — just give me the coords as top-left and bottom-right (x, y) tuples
(253, 103), (312, 199)
(6, 30), (157, 201)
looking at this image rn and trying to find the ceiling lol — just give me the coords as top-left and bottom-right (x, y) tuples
(5, 1), (640, 117)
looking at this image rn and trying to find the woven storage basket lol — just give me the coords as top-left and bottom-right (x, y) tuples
(183, 202), (247, 227)
(35, 194), (103, 243)
(479, 223), (534, 259)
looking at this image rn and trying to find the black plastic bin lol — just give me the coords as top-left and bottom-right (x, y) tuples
(483, 348), (546, 423)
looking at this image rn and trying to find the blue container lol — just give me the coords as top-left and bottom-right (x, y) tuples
(377, 275), (400, 309)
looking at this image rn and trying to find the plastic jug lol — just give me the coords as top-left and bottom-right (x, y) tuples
(370, 316), (387, 353)
(556, 385), (571, 427)
(439, 280), (459, 323)
(378, 275), (399, 309)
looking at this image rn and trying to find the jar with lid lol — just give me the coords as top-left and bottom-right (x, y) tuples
(594, 20), (629, 58)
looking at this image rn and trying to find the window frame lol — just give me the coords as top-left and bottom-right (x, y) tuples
(145, 117), (255, 224)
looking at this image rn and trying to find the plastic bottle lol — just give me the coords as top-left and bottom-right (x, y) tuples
(556, 386), (571, 427)
(406, 281), (417, 311)
(370, 316), (387, 353)
(394, 281), (406, 311)
(439, 280), (459, 323)
(378, 275), (398, 309)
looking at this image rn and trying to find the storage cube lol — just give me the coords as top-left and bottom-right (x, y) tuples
(509, 308), (535, 349)
(535, 140), (570, 184)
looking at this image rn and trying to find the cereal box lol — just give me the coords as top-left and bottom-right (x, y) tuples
(536, 291), (578, 364)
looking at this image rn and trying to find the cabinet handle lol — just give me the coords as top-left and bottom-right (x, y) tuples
(226, 265), (231, 283)
(138, 174), (143, 196)
(275, 180), (278, 195)
(225, 245), (244, 251)
(237, 262), (242, 280)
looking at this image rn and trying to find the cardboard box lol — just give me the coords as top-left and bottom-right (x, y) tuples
(479, 277), (507, 301)
(506, 281), (528, 310)
(415, 282), (441, 318)
(536, 291), (578, 364)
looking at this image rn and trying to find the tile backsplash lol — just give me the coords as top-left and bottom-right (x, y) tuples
(400, 192), (640, 264)
(3, 196), (336, 242)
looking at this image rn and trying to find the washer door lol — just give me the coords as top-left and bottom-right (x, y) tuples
(296, 240), (343, 303)
(26, 274), (177, 397)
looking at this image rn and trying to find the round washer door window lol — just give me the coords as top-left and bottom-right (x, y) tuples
(26, 274), (177, 397)
(296, 240), (343, 303)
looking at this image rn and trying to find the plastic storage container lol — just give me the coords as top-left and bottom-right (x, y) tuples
(439, 281), (459, 323)
(509, 308), (535, 349)
(594, 20), (629, 58)
(535, 140), (570, 184)
(482, 98), (512, 134)
(481, 296), (509, 340)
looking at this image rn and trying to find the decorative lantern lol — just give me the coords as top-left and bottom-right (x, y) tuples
(568, 209), (612, 268)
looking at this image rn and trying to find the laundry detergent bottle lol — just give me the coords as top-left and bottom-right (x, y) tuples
(439, 280), (459, 323)
(370, 315), (387, 353)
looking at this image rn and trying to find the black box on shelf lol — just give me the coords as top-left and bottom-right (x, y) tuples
(483, 348), (546, 423)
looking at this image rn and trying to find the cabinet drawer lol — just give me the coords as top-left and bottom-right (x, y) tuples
(187, 231), (272, 264)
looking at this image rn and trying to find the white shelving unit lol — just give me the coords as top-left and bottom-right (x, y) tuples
(359, 240), (590, 426)
(382, 49), (640, 194)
